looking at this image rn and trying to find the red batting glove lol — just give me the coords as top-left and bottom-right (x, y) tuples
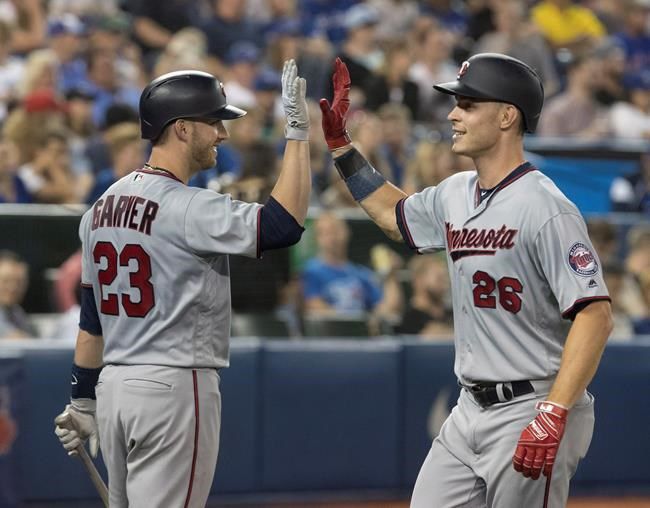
(319, 57), (352, 150)
(512, 401), (568, 480)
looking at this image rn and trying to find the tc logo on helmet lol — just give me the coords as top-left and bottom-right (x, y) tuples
(568, 242), (598, 277)
(457, 61), (470, 79)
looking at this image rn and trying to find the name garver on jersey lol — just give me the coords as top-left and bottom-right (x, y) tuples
(91, 194), (159, 235)
(445, 222), (518, 261)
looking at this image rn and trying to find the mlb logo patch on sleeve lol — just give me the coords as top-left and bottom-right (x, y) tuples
(568, 242), (598, 277)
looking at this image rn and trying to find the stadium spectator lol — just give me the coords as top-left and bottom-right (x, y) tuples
(587, 218), (619, 265)
(591, 37), (627, 107)
(407, 18), (456, 129)
(419, 0), (468, 39)
(402, 139), (471, 194)
(3, 88), (67, 164)
(129, 0), (206, 68)
(265, 17), (333, 102)
(613, 0), (650, 76)
(0, 250), (36, 339)
(610, 153), (650, 212)
(47, 14), (87, 94)
(17, 48), (59, 99)
(1, 0), (46, 54)
(364, 39), (420, 121)
(531, 0), (606, 53)
(81, 48), (141, 127)
(16, 128), (76, 204)
(376, 103), (415, 187)
(64, 87), (95, 200)
(396, 253), (453, 339)
(223, 42), (262, 109)
(301, 211), (403, 321)
(609, 71), (650, 139)
(85, 122), (145, 204)
(326, 3), (384, 106)
(368, 0), (419, 44)
(0, 20), (24, 123)
(199, 0), (263, 60)
(0, 136), (30, 203)
(153, 27), (213, 77)
(473, 0), (560, 97)
(603, 262), (635, 340)
(538, 51), (611, 138)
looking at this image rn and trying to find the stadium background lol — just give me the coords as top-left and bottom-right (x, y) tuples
(0, 0), (649, 506)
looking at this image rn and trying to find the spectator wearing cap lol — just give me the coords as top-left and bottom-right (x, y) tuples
(0, 136), (31, 204)
(199, 0), (263, 61)
(47, 14), (88, 93)
(87, 13), (148, 91)
(614, 0), (650, 76)
(265, 17), (333, 101)
(609, 71), (650, 139)
(326, 3), (384, 106)
(2, 88), (67, 164)
(16, 128), (77, 203)
(253, 68), (284, 137)
(80, 48), (141, 127)
(84, 103), (140, 175)
(531, 0), (606, 53)
(85, 122), (145, 204)
(223, 41), (261, 109)
(538, 51), (611, 139)
(0, 20), (24, 123)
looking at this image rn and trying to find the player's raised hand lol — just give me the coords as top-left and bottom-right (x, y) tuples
(281, 59), (309, 141)
(319, 57), (352, 150)
(512, 401), (568, 480)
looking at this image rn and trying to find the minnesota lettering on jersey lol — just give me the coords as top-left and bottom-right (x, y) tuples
(446, 222), (518, 261)
(91, 194), (159, 234)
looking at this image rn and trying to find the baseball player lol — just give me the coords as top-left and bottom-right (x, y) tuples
(53, 60), (311, 507)
(319, 55), (613, 507)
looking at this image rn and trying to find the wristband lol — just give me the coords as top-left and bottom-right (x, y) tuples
(334, 148), (386, 201)
(71, 363), (102, 400)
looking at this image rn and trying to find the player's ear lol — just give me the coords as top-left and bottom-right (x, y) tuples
(499, 104), (520, 132)
(173, 119), (190, 141)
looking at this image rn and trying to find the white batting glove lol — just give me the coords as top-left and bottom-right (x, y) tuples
(54, 400), (99, 458)
(281, 59), (309, 141)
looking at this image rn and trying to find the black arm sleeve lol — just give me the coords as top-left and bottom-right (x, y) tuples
(259, 196), (305, 253)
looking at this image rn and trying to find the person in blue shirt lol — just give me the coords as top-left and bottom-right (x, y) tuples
(301, 211), (403, 317)
(85, 122), (145, 204)
(0, 138), (32, 204)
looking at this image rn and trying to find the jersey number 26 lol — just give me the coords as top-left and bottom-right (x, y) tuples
(472, 270), (523, 314)
(93, 241), (155, 317)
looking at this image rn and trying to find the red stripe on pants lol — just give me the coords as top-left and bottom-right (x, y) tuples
(184, 370), (200, 508)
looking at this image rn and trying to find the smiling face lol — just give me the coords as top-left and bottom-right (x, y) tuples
(188, 118), (229, 171)
(447, 96), (520, 158)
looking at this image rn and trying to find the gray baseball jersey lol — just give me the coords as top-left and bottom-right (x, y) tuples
(397, 162), (610, 383)
(79, 167), (261, 368)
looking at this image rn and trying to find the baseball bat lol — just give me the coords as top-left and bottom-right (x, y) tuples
(76, 443), (109, 508)
(57, 412), (109, 507)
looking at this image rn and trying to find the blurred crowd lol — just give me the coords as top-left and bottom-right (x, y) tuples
(0, 0), (649, 340)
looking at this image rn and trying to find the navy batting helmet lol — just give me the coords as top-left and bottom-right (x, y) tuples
(139, 70), (246, 141)
(433, 53), (544, 133)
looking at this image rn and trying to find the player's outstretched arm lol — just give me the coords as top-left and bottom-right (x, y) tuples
(270, 59), (311, 226)
(320, 58), (407, 242)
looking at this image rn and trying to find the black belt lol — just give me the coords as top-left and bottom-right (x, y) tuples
(463, 380), (534, 408)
